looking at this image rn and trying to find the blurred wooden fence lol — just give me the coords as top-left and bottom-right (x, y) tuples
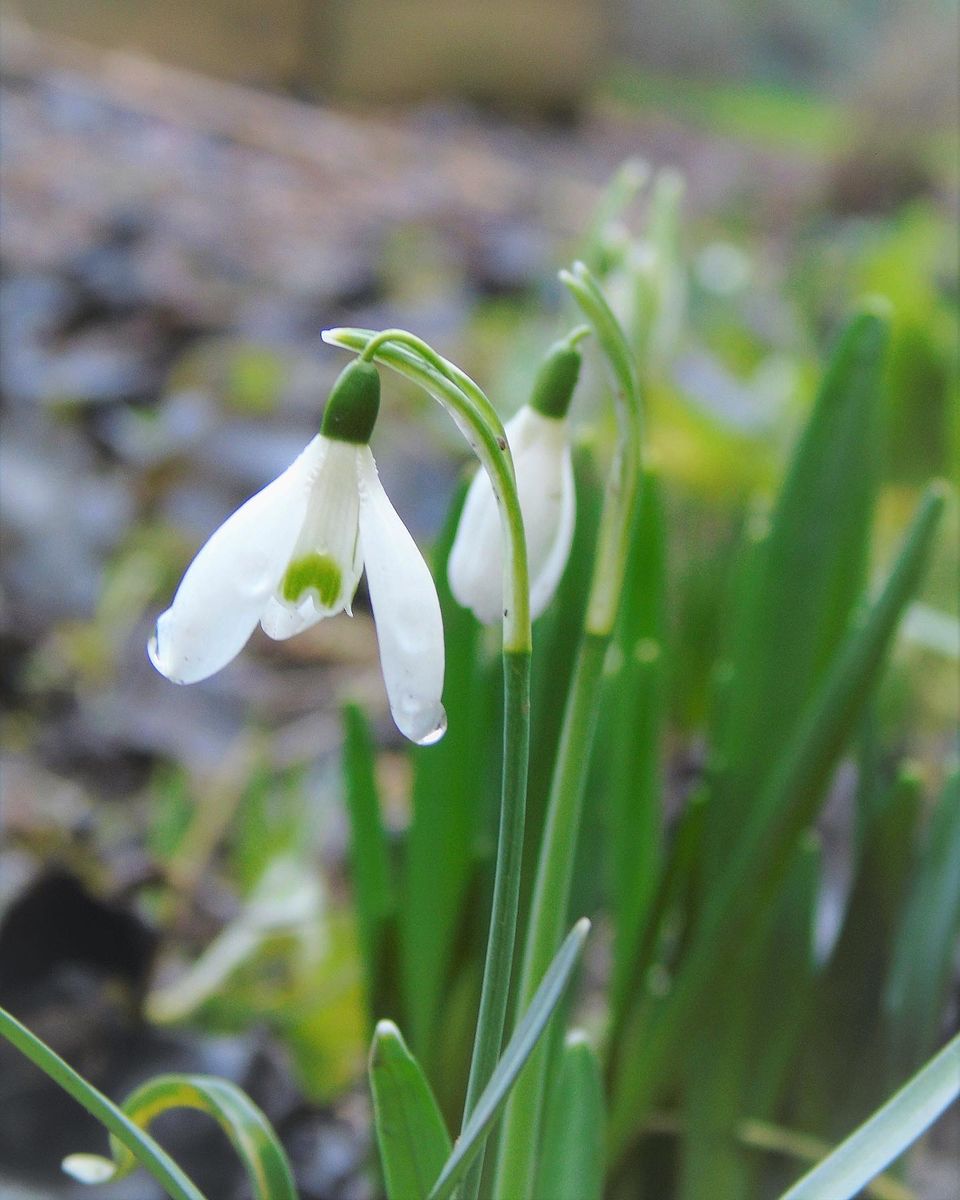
(7, 0), (601, 109)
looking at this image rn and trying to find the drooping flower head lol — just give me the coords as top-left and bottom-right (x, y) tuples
(149, 361), (446, 745)
(448, 336), (581, 624)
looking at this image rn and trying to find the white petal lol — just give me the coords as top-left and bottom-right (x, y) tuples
(447, 406), (575, 625)
(357, 448), (446, 744)
(447, 451), (505, 625)
(259, 595), (327, 640)
(149, 436), (325, 683)
(511, 409), (575, 620)
(528, 443), (575, 619)
(258, 440), (364, 640)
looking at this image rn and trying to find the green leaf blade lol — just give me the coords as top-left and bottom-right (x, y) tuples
(537, 1031), (605, 1200)
(609, 483), (947, 1155)
(368, 1020), (452, 1200)
(883, 771), (960, 1084)
(714, 306), (890, 865)
(106, 1074), (297, 1199)
(428, 918), (590, 1200)
(780, 1034), (960, 1200)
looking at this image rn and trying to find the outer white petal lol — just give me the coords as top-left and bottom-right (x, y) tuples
(447, 406), (575, 625)
(511, 408), (575, 621)
(528, 443), (575, 619)
(357, 448), (446, 744)
(447, 452), (505, 624)
(149, 436), (325, 683)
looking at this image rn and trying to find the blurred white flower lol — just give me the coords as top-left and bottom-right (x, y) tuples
(448, 341), (580, 624)
(149, 362), (446, 745)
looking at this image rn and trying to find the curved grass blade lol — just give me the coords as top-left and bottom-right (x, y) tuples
(368, 1020), (451, 1200)
(0, 1006), (206, 1200)
(427, 918), (590, 1200)
(536, 1031), (605, 1200)
(779, 1033), (960, 1200)
(65, 1074), (297, 1200)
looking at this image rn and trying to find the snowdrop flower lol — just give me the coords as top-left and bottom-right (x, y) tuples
(149, 361), (446, 745)
(448, 339), (580, 624)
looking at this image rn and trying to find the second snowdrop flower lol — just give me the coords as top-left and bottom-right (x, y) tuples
(149, 360), (446, 745)
(448, 338), (581, 624)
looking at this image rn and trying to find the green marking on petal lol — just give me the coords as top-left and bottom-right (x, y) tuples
(282, 553), (342, 607)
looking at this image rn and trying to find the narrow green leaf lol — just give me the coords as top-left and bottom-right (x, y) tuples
(0, 1007), (205, 1200)
(798, 766), (924, 1136)
(883, 771), (960, 1085)
(368, 1020), (452, 1200)
(537, 1032), (605, 1200)
(607, 469), (667, 1018)
(607, 788), (707, 1060)
(342, 702), (395, 1025)
(713, 306), (889, 867)
(428, 919), (590, 1200)
(779, 1034), (960, 1200)
(609, 484), (946, 1155)
(745, 835), (821, 1121)
(523, 452), (601, 938)
(681, 835), (822, 1200)
(70, 1073), (296, 1199)
(402, 482), (496, 1058)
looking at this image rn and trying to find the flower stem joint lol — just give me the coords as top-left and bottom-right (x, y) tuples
(148, 360), (447, 746)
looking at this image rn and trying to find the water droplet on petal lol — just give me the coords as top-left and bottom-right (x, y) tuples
(415, 707), (447, 746)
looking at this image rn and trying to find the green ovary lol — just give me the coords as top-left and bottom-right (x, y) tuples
(281, 552), (342, 608)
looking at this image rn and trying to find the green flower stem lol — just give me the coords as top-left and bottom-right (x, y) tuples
(0, 1005), (207, 1200)
(324, 327), (534, 1196)
(458, 647), (531, 1200)
(493, 635), (607, 1200)
(493, 264), (644, 1200)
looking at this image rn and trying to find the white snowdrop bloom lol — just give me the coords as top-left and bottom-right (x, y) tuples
(149, 361), (446, 745)
(448, 340), (580, 625)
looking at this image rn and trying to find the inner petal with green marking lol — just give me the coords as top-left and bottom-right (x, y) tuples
(282, 552), (342, 608)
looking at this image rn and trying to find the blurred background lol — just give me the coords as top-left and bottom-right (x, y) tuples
(1, 1), (957, 1197)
